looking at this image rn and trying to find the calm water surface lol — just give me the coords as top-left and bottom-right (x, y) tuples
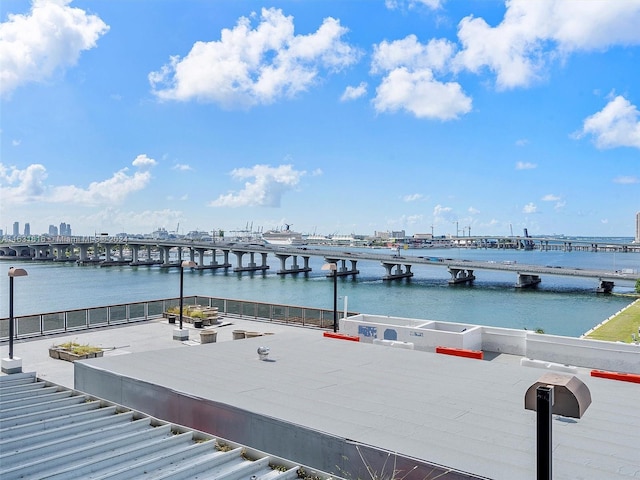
(1, 246), (638, 338)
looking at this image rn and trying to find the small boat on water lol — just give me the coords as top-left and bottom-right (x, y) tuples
(262, 224), (306, 246)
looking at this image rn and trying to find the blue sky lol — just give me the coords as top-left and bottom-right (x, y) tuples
(1, 0), (639, 238)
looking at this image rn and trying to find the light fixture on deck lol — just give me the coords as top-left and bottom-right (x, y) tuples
(524, 373), (592, 480)
(173, 260), (197, 341)
(2, 267), (28, 374)
(321, 262), (338, 333)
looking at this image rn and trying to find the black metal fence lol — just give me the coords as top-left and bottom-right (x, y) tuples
(0, 296), (357, 341)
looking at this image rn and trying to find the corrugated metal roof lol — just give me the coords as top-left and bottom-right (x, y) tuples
(0, 372), (332, 480)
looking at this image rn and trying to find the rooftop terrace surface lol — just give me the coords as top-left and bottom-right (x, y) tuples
(3, 318), (640, 479)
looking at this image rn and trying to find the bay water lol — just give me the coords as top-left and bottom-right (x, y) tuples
(1, 245), (638, 338)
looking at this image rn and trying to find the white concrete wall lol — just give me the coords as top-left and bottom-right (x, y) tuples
(526, 333), (640, 374)
(342, 315), (640, 373)
(481, 326), (527, 355)
(341, 315), (481, 352)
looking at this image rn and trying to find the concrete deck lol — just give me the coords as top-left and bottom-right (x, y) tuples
(3, 317), (640, 479)
(0, 317), (320, 389)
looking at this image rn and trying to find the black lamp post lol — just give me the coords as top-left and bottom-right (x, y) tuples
(322, 262), (338, 332)
(525, 373), (592, 480)
(8, 267), (28, 360)
(179, 260), (197, 330)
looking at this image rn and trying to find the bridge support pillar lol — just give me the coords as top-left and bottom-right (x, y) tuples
(596, 280), (614, 294)
(275, 254), (312, 274)
(78, 244), (90, 262)
(102, 243), (113, 261)
(516, 274), (541, 288)
(195, 248), (206, 267)
(53, 244), (66, 261)
(159, 246), (177, 267)
(220, 249), (230, 267)
(382, 263), (414, 280)
(324, 258), (359, 277)
(33, 247), (51, 260)
(192, 248), (228, 270)
(448, 268), (475, 285)
(232, 250), (269, 272)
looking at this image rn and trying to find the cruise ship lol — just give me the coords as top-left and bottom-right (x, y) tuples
(262, 224), (307, 246)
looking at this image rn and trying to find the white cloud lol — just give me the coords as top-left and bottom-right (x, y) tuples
(370, 35), (470, 120)
(373, 67), (471, 120)
(468, 206), (480, 215)
(0, 0), (109, 97)
(577, 95), (640, 149)
(516, 161), (537, 170)
(454, 0), (640, 90)
(432, 204), (456, 224)
(0, 155), (156, 206)
(387, 213), (424, 228)
(340, 82), (367, 102)
(515, 138), (529, 146)
(209, 164), (306, 207)
(402, 193), (423, 202)
(372, 36), (455, 74)
(542, 194), (565, 210)
(131, 154), (158, 169)
(84, 208), (183, 234)
(522, 202), (537, 214)
(385, 0), (444, 10)
(173, 163), (193, 171)
(149, 8), (360, 108)
(0, 163), (48, 202)
(542, 194), (560, 201)
(11, 139), (21, 146)
(613, 175), (639, 184)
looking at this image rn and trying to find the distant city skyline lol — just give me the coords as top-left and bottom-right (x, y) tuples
(3, 220), (72, 238)
(1, 215), (637, 241)
(1, 1), (639, 237)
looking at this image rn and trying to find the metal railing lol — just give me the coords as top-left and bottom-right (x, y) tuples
(0, 296), (358, 341)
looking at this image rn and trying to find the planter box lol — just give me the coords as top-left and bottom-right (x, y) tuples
(49, 347), (104, 363)
(200, 330), (218, 344)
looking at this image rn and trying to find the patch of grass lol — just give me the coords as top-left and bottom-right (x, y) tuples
(585, 299), (640, 343)
(166, 306), (203, 317)
(53, 341), (102, 355)
(72, 344), (103, 356)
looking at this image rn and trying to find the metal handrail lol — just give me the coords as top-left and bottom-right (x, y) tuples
(0, 296), (358, 341)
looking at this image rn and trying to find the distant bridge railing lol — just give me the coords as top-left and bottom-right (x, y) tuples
(0, 296), (357, 341)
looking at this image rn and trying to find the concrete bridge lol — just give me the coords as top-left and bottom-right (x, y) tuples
(443, 235), (640, 252)
(0, 238), (637, 293)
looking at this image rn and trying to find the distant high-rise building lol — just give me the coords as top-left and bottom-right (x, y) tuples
(49, 225), (58, 236)
(0, 229), (4, 237)
(59, 222), (71, 236)
(13, 221), (19, 237)
(636, 211), (640, 243)
(24, 223), (30, 236)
